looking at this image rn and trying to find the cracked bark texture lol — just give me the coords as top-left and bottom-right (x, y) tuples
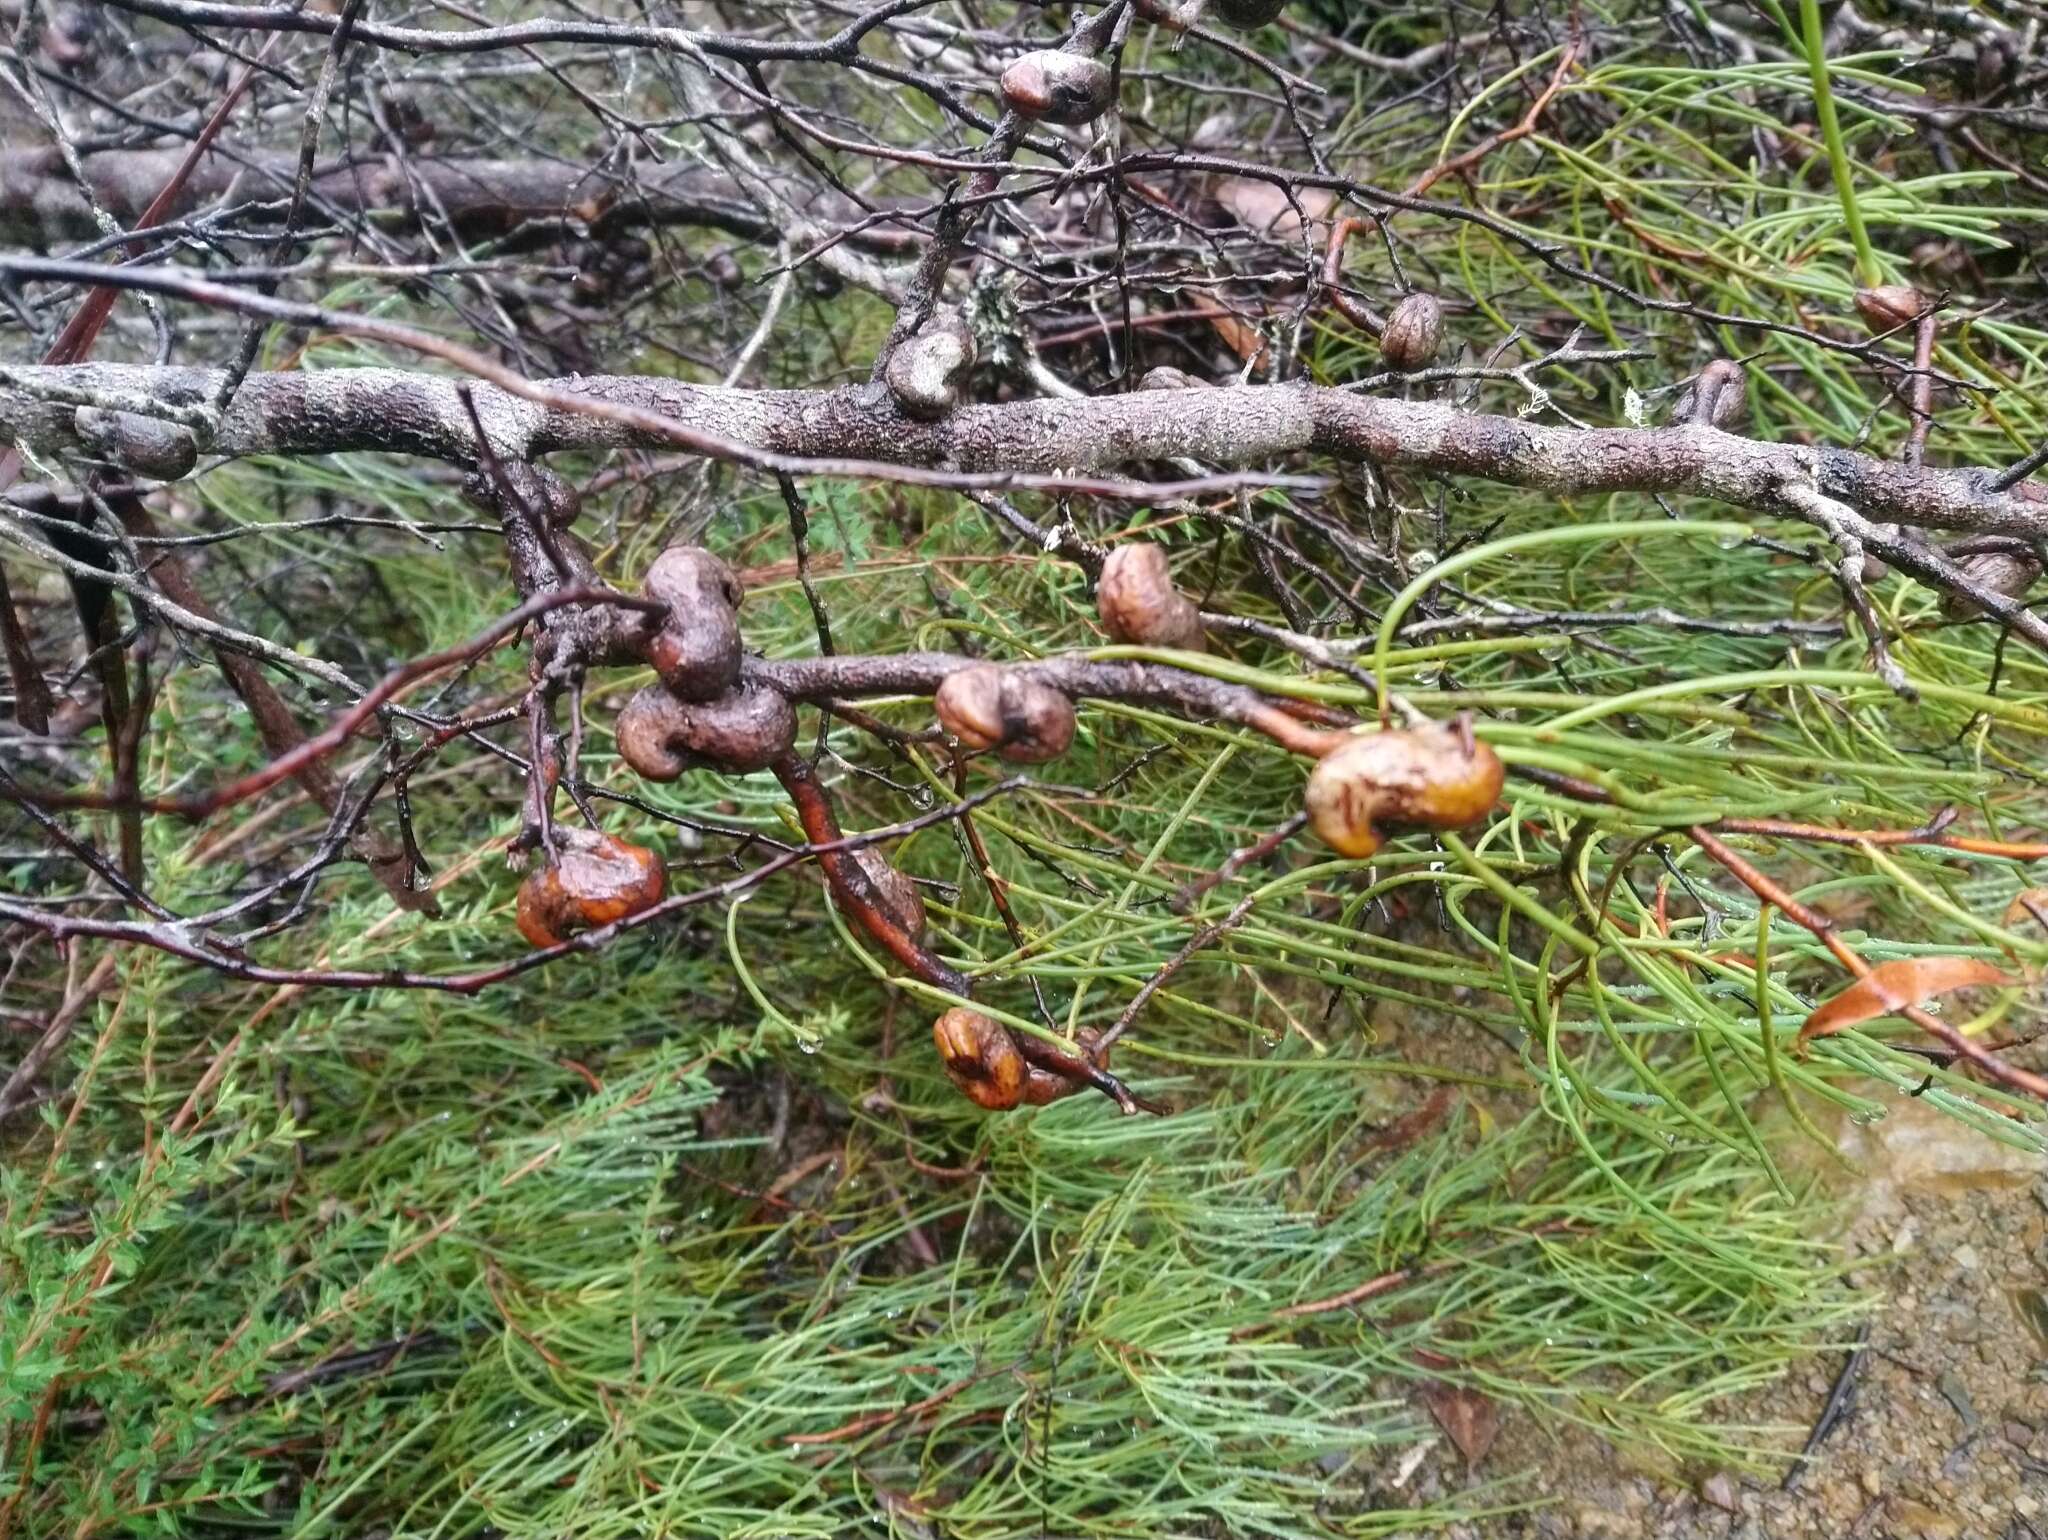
(1, 363), (2042, 539)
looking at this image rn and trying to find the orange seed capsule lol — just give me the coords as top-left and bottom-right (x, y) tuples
(932, 1008), (1026, 1111)
(1303, 722), (1505, 859)
(515, 828), (665, 947)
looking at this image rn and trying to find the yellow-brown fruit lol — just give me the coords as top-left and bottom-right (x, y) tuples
(515, 828), (665, 947)
(1853, 284), (1927, 333)
(933, 666), (1077, 763)
(1378, 292), (1444, 371)
(1304, 722), (1505, 859)
(1097, 542), (1205, 651)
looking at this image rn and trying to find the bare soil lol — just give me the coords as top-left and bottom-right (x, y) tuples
(1381, 1020), (2048, 1540)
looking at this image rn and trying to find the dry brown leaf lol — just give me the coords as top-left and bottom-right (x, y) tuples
(1362, 1085), (1455, 1154)
(2003, 888), (2048, 932)
(1210, 177), (1334, 239)
(1205, 309), (1268, 366)
(1419, 1380), (1499, 1467)
(1799, 956), (2015, 1042)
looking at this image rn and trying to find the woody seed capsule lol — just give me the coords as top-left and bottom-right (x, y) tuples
(1942, 549), (2042, 619)
(640, 546), (744, 700)
(885, 310), (976, 421)
(1673, 360), (1747, 430)
(616, 681), (796, 778)
(1304, 721), (1505, 859)
(931, 1009), (1106, 1111)
(1097, 542), (1205, 652)
(1853, 284), (1927, 333)
(933, 666), (1077, 763)
(1378, 292), (1444, 372)
(833, 847), (928, 943)
(515, 828), (666, 948)
(1000, 51), (1114, 126)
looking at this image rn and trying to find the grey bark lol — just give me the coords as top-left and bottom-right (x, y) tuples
(1, 362), (2043, 540)
(0, 145), (887, 249)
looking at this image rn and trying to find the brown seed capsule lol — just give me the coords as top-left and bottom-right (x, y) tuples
(1137, 365), (1210, 391)
(705, 249), (745, 289)
(1976, 39), (2013, 100)
(1942, 549), (2042, 619)
(1000, 51), (1114, 126)
(515, 827), (665, 948)
(1672, 360), (1747, 430)
(1853, 284), (1927, 333)
(1212, 0), (1289, 27)
(615, 681), (796, 778)
(833, 846), (928, 943)
(640, 545), (743, 700)
(933, 666), (1077, 763)
(1097, 542), (1205, 652)
(932, 1009), (1105, 1111)
(1304, 721), (1505, 859)
(884, 310), (977, 421)
(1378, 292), (1444, 372)
(932, 1009), (1026, 1111)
